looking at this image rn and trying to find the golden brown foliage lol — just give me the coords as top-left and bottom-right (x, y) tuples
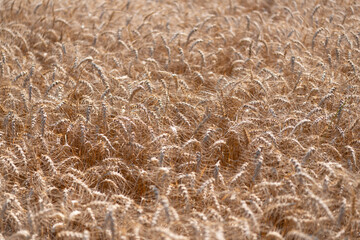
(0, 0), (359, 239)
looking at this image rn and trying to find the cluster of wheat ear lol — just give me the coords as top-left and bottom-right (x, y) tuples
(0, 0), (359, 239)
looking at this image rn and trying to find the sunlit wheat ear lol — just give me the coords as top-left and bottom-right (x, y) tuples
(159, 196), (171, 223)
(65, 173), (92, 197)
(265, 230), (285, 240)
(210, 140), (226, 150)
(41, 155), (58, 175)
(345, 145), (356, 169)
(336, 198), (346, 227)
(189, 39), (203, 52)
(130, 45), (139, 61)
(145, 58), (159, 71)
(347, 59), (357, 76)
(52, 222), (65, 233)
(197, 178), (214, 195)
(104, 207), (116, 240)
(241, 201), (259, 233)
(153, 227), (187, 240)
(290, 119), (311, 136)
(208, 208), (223, 222)
(9, 230), (30, 239)
(176, 110), (191, 127)
(178, 47), (186, 64)
(151, 205), (162, 227)
(57, 230), (88, 239)
(194, 71), (204, 84)
(230, 162), (248, 185)
(12, 70), (27, 83)
(286, 230), (314, 240)
(252, 154), (263, 183)
(186, 27), (198, 45)
(9, 211), (21, 230)
(193, 210), (208, 222)
(300, 147), (315, 166)
(311, 28), (324, 50)
(1, 156), (19, 176)
(75, 56), (93, 70)
(178, 183), (189, 207)
(91, 62), (107, 87)
(129, 85), (144, 102)
(306, 188), (335, 221)
(194, 151), (201, 172)
(213, 161), (220, 181)
(37, 106), (47, 137)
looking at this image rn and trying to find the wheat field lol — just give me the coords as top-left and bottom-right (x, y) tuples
(0, 0), (359, 239)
